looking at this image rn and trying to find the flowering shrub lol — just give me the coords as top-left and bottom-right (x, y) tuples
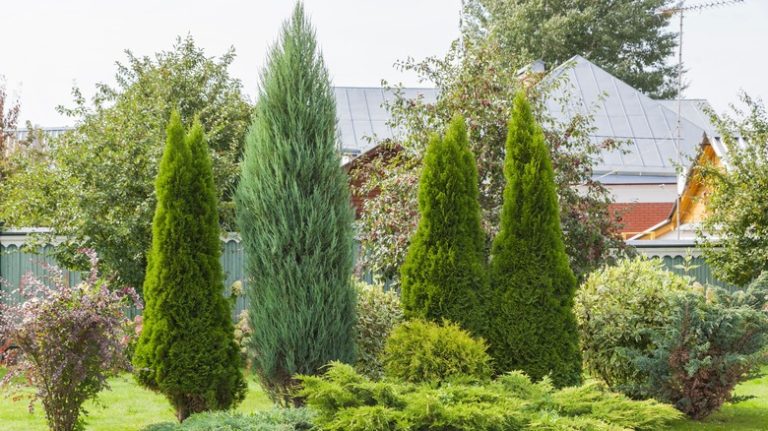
(0, 250), (140, 431)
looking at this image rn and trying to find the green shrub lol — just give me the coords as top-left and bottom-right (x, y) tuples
(720, 270), (768, 311)
(142, 408), (314, 430)
(354, 279), (404, 379)
(634, 291), (768, 419)
(383, 319), (492, 384)
(574, 258), (692, 396)
(233, 310), (253, 369)
(400, 115), (487, 336)
(132, 113), (245, 421)
(487, 92), (581, 387)
(298, 362), (682, 431)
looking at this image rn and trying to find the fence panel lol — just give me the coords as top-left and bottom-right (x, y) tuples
(1, 238), (740, 316)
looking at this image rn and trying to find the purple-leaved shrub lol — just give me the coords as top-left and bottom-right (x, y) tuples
(0, 249), (140, 431)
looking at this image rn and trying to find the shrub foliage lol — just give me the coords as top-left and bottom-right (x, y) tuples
(0, 251), (139, 431)
(142, 409), (314, 431)
(635, 290), (768, 419)
(487, 92), (581, 386)
(400, 116), (487, 334)
(299, 362), (682, 431)
(354, 280), (404, 380)
(575, 258), (693, 396)
(235, 4), (356, 405)
(133, 113), (246, 421)
(576, 257), (768, 419)
(382, 319), (493, 384)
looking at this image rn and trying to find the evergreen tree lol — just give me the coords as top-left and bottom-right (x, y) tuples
(133, 112), (246, 421)
(400, 116), (487, 335)
(235, 3), (356, 406)
(487, 93), (581, 387)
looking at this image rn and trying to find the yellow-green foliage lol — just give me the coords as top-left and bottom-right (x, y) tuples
(133, 112), (246, 421)
(354, 280), (404, 379)
(400, 116), (488, 335)
(298, 362), (683, 431)
(382, 319), (493, 384)
(487, 92), (581, 387)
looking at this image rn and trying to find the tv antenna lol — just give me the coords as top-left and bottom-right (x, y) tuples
(657, 0), (744, 240)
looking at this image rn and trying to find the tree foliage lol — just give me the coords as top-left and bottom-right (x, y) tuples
(0, 78), (21, 181)
(235, 4), (356, 406)
(400, 116), (487, 333)
(0, 36), (252, 291)
(357, 35), (624, 287)
(700, 94), (768, 286)
(465, 0), (680, 98)
(133, 113), (246, 421)
(487, 92), (581, 387)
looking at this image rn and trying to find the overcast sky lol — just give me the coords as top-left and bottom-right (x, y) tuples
(3, 0), (766, 126)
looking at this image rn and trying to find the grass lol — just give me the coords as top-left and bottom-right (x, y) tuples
(668, 366), (768, 431)
(0, 374), (272, 431)
(1, 368), (766, 430)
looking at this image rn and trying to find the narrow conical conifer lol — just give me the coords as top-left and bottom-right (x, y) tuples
(400, 116), (487, 335)
(487, 92), (582, 387)
(235, 3), (356, 406)
(133, 112), (246, 421)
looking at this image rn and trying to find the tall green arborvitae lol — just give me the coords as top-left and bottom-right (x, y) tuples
(133, 112), (246, 421)
(400, 116), (487, 335)
(487, 93), (581, 387)
(235, 3), (356, 406)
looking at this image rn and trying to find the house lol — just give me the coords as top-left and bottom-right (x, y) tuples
(629, 137), (724, 242)
(10, 60), (721, 241)
(340, 56), (720, 242)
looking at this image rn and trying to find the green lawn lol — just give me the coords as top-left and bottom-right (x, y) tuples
(0, 374), (271, 431)
(1, 369), (766, 430)
(668, 366), (768, 431)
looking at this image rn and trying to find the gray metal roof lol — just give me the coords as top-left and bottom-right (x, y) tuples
(656, 99), (717, 135)
(334, 86), (438, 154)
(15, 71), (712, 180)
(543, 55), (708, 178)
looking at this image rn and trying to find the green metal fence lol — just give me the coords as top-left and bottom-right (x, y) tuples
(0, 235), (249, 319)
(1, 234), (737, 318)
(659, 255), (734, 291)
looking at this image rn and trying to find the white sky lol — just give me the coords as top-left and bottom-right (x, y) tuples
(2, 0), (766, 126)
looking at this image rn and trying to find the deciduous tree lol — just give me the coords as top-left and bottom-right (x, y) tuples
(700, 93), (768, 285)
(465, 0), (680, 98)
(0, 37), (252, 292)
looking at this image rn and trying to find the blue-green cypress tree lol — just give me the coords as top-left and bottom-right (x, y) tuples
(235, 3), (356, 406)
(133, 112), (246, 421)
(400, 116), (487, 335)
(487, 92), (581, 387)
